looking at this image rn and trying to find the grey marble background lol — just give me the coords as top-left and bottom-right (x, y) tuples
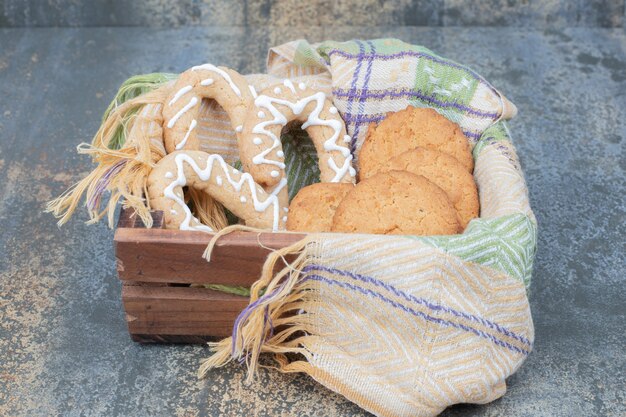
(1, 0), (625, 416)
(1, 24), (624, 416)
(0, 0), (625, 28)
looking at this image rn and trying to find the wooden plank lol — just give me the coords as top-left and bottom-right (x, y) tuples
(117, 208), (165, 229)
(122, 285), (250, 340)
(114, 227), (305, 285)
(129, 334), (217, 344)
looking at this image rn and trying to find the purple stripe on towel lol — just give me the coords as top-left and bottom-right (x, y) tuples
(333, 88), (499, 119)
(231, 281), (287, 355)
(327, 49), (496, 94)
(349, 41), (377, 153)
(303, 264), (532, 349)
(345, 40), (366, 144)
(304, 273), (530, 356)
(87, 159), (127, 210)
(340, 111), (482, 141)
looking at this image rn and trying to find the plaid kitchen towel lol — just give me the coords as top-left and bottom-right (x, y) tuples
(200, 39), (536, 417)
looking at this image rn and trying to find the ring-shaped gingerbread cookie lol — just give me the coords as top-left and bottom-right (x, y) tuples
(163, 64), (254, 153)
(239, 80), (356, 189)
(148, 150), (288, 232)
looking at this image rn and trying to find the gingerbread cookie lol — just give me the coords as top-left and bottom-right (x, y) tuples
(239, 80), (356, 188)
(388, 148), (479, 229)
(286, 183), (355, 232)
(358, 106), (474, 179)
(148, 150), (288, 232)
(331, 171), (461, 235)
(163, 64), (254, 153)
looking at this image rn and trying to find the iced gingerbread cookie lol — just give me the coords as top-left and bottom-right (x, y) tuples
(358, 106), (474, 178)
(163, 64), (254, 153)
(286, 183), (355, 233)
(388, 148), (479, 229)
(239, 80), (356, 190)
(331, 170), (461, 235)
(147, 150), (288, 232)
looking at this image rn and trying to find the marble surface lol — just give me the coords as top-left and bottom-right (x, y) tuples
(0, 0), (624, 28)
(0, 26), (624, 416)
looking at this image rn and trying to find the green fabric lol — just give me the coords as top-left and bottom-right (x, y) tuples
(414, 214), (537, 288)
(286, 39), (536, 288)
(412, 120), (536, 287)
(202, 284), (251, 297)
(281, 129), (321, 202)
(104, 72), (177, 149)
(473, 121), (511, 157)
(310, 38), (483, 111)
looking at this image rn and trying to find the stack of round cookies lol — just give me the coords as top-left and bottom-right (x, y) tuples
(287, 106), (479, 236)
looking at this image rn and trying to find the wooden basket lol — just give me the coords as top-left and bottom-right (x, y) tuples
(114, 208), (303, 343)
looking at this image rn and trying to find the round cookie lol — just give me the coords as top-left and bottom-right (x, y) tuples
(388, 148), (479, 229)
(286, 183), (355, 232)
(331, 171), (461, 236)
(358, 106), (474, 179)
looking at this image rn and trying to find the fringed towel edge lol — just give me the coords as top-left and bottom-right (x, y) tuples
(46, 75), (175, 228)
(46, 72), (230, 230)
(199, 229), (319, 383)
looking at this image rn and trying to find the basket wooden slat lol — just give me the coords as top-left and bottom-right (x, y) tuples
(114, 208), (304, 343)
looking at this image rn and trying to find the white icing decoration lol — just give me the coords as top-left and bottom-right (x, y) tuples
(276, 150), (284, 158)
(298, 82), (306, 90)
(176, 119), (197, 150)
(169, 85), (192, 106)
(329, 107), (338, 114)
(328, 156), (356, 180)
(191, 64), (242, 97)
(164, 153), (288, 232)
(270, 170), (279, 178)
(167, 97), (198, 128)
(273, 87), (282, 95)
(165, 172), (174, 179)
(235, 125), (243, 132)
(216, 176), (223, 186)
(240, 196), (247, 203)
(283, 207), (289, 212)
(249, 85), (258, 98)
(252, 92), (353, 181)
(283, 79), (297, 94)
(200, 78), (214, 86)
(282, 216), (287, 223)
(232, 168), (239, 174)
(258, 111), (265, 118)
(343, 134), (351, 143)
(253, 137), (263, 145)
(170, 209), (177, 215)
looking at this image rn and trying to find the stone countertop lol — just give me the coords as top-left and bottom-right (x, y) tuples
(0, 26), (624, 416)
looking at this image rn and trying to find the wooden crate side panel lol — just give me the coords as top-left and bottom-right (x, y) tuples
(115, 228), (304, 285)
(122, 285), (249, 340)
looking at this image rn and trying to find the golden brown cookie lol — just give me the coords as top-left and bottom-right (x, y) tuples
(147, 150), (288, 232)
(163, 64), (254, 153)
(358, 106), (474, 178)
(388, 148), (479, 229)
(240, 80), (356, 188)
(286, 183), (355, 232)
(331, 170), (461, 235)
